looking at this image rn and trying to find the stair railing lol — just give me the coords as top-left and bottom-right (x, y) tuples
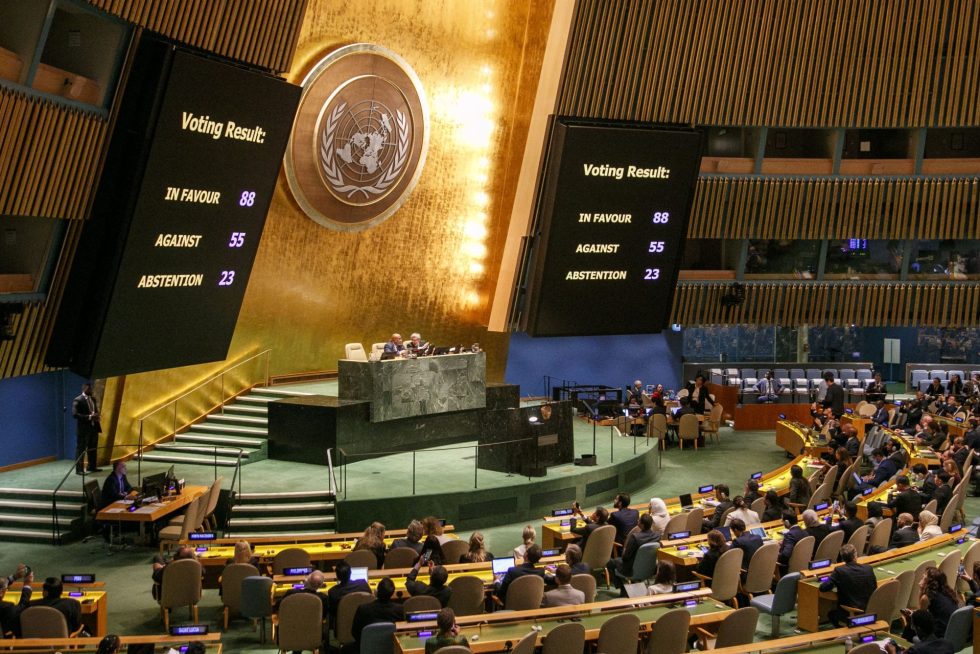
(136, 349), (272, 466)
(326, 448), (339, 495)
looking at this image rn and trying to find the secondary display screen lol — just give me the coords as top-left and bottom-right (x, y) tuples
(521, 119), (702, 336)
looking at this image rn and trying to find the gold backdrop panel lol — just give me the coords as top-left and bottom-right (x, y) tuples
(103, 0), (555, 455)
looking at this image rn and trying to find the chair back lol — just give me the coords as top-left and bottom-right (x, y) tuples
(678, 413), (699, 441)
(908, 559), (937, 608)
(961, 540), (980, 576)
(384, 546), (419, 569)
(835, 461), (859, 498)
(370, 343), (386, 360)
(770, 571), (800, 615)
(581, 524), (616, 570)
(504, 574), (545, 611)
(596, 612), (640, 654)
(360, 622), (396, 654)
(864, 579), (900, 621)
(710, 547), (744, 602)
(19, 606), (68, 638)
(433, 648), (472, 654)
(944, 605), (973, 650)
(447, 575), (485, 615)
(240, 575), (274, 619)
(440, 538), (470, 564)
(628, 542), (659, 581)
(570, 573), (596, 603)
(649, 413), (667, 443)
(510, 631), (538, 654)
(83, 479), (100, 514)
(846, 525), (869, 555)
(892, 570), (916, 623)
(272, 547), (312, 574)
(939, 499), (957, 532)
(221, 563), (260, 614)
(714, 607), (760, 648)
(822, 465), (839, 491)
(277, 592), (324, 652)
(939, 550), (961, 590)
(717, 505), (736, 526)
(403, 594), (441, 614)
(178, 496), (204, 540)
(345, 548), (379, 569)
(742, 542), (779, 595)
(807, 470), (822, 494)
(807, 482), (833, 510)
(645, 607), (691, 654)
(849, 644), (885, 654)
(786, 536), (815, 574)
(685, 507), (704, 534)
(867, 518), (893, 553)
(750, 496), (766, 517)
(335, 591), (373, 644)
(160, 558), (203, 610)
(858, 403), (876, 418)
(665, 512), (688, 536)
(201, 476), (223, 527)
(922, 498), (938, 515)
(813, 529), (845, 562)
(541, 621), (585, 654)
(344, 343), (367, 361)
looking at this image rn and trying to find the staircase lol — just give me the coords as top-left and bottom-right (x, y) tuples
(0, 487), (86, 544)
(141, 386), (312, 467)
(225, 490), (337, 538)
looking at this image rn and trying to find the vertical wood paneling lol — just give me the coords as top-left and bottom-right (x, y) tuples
(85, 0), (309, 73)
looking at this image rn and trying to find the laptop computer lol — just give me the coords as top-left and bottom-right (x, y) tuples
(716, 526), (732, 541)
(349, 567), (369, 582)
(749, 527), (768, 540)
(679, 493), (694, 509)
(624, 582), (648, 598)
(671, 407), (682, 418)
(491, 557), (514, 582)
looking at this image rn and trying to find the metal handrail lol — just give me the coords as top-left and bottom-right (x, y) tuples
(326, 448), (338, 495)
(136, 348), (271, 461)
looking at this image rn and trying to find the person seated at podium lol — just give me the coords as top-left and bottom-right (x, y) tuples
(866, 373), (887, 403)
(685, 375), (712, 413)
(100, 460), (136, 508)
(405, 332), (430, 356)
(755, 371), (781, 403)
(627, 380), (646, 405)
(382, 333), (405, 358)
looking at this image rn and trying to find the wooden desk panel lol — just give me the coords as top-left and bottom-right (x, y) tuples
(96, 485), (207, 523)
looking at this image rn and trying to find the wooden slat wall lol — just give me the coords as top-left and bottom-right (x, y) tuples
(687, 177), (980, 240)
(85, 0), (309, 73)
(558, 0), (970, 127)
(671, 283), (980, 327)
(0, 88), (107, 220)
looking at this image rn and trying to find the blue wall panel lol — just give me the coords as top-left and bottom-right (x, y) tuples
(505, 331), (685, 398)
(0, 371), (86, 467)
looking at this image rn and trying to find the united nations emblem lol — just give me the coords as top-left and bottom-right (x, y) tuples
(285, 44), (429, 231)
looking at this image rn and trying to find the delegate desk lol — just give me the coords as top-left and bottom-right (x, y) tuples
(796, 532), (976, 631)
(96, 485), (207, 541)
(392, 589), (732, 654)
(776, 421), (830, 456)
(1, 633), (222, 653)
(195, 532), (459, 588)
(929, 413), (967, 440)
(709, 622), (902, 654)
(7, 582), (107, 637)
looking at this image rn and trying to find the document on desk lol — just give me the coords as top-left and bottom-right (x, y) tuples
(104, 507), (127, 513)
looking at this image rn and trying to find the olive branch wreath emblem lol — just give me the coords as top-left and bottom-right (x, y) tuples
(319, 102), (409, 199)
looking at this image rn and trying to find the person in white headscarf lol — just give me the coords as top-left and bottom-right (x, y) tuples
(648, 498), (670, 538)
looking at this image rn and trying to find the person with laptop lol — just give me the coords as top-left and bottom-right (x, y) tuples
(701, 484), (733, 533)
(542, 564), (585, 607)
(729, 519), (763, 569)
(818, 544), (877, 627)
(496, 544), (545, 603)
(100, 460), (136, 509)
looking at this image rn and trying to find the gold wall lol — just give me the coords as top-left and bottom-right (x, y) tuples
(101, 0), (556, 453)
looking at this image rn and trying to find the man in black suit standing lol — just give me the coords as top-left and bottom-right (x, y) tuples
(819, 544), (877, 627)
(72, 383), (101, 474)
(0, 566), (33, 638)
(496, 545), (545, 603)
(685, 375), (713, 413)
(821, 373), (845, 419)
(31, 578), (82, 634)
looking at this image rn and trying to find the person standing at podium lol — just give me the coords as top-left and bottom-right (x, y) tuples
(72, 383), (101, 474)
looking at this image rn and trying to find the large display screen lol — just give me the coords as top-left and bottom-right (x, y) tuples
(47, 44), (300, 377)
(521, 119), (702, 336)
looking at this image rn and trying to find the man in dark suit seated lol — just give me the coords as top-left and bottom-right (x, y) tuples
(570, 505), (609, 550)
(777, 512), (806, 569)
(834, 502), (864, 542)
(351, 577), (403, 651)
(382, 334), (405, 358)
(327, 562), (371, 631)
(702, 484), (733, 533)
(100, 460), (136, 508)
(277, 569), (329, 617)
(729, 519), (763, 569)
(0, 566), (33, 638)
(931, 471), (954, 515)
(31, 578), (82, 635)
(854, 448), (898, 496)
(802, 509), (832, 550)
(872, 400), (890, 426)
(405, 561), (451, 607)
(606, 513), (658, 593)
(882, 476), (923, 520)
(496, 545), (545, 603)
(819, 544), (877, 627)
(608, 492), (638, 545)
(889, 513), (919, 549)
(563, 544), (591, 576)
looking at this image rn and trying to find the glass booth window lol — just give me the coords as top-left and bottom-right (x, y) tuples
(824, 239), (903, 279)
(744, 240), (820, 279)
(908, 240), (980, 280)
